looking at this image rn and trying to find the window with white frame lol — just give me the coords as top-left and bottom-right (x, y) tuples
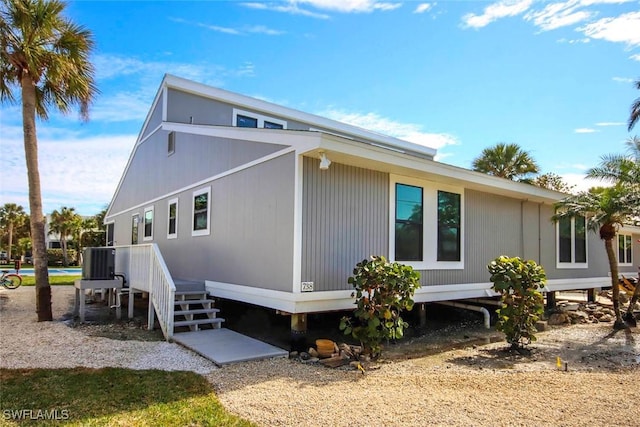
(556, 215), (587, 268)
(233, 108), (286, 129)
(167, 198), (178, 239)
(192, 187), (211, 236)
(618, 233), (633, 266)
(390, 175), (464, 270)
(143, 206), (154, 241)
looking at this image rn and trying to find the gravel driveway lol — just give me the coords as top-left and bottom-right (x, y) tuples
(1, 286), (638, 427)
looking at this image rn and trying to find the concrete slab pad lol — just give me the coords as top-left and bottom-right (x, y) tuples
(173, 328), (288, 365)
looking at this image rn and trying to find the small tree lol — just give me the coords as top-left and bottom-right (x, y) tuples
(339, 256), (421, 359)
(488, 256), (546, 350)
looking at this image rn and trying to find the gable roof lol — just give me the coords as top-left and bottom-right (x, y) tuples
(137, 74), (437, 159)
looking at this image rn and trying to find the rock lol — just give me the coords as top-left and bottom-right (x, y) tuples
(289, 351), (298, 359)
(548, 313), (570, 325)
(535, 321), (547, 331)
(599, 314), (613, 322)
(308, 347), (319, 358)
(559, 303), (580, 312)
(567, 311), (590, 324)
(320, 356), (351, 368)
(300, 352), (310, 360)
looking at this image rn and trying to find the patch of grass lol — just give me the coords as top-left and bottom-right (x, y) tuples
(0, 368), (254, 426)
(19, 276), (79, 286)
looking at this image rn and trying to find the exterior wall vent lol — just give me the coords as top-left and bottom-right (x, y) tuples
(82, 248), (115, 280)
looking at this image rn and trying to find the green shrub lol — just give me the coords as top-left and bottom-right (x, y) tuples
(339, 255), (421, 359)
(47, 248), (77, 266)
(488, 255), (546, 350)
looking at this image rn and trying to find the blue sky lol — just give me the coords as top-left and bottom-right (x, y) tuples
(1, 0), (639, 216)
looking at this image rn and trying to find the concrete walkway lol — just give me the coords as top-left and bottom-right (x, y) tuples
(172, 328), (288, 365)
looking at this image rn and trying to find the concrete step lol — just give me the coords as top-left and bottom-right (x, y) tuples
(175, 290), (208, 298)
(174, 308), (220, 316)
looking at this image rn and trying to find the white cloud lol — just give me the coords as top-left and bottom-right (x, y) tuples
(578, 11), (640, 46)
(169, 17), (284, 36)
(0, 124), (133, 215)
(461, 0), (533, 29)
(574, 128), (598, 133)
(557, 37), (591, 43)
(559, 173), (602, 193)
(414, 3), (434, 14)
(240, 2), (331, 19)
(240, 0), (400, 17)
(319, 109), (458, 151)
(612, 76), (634, 83)
(297, 0), (401, 12)
(596, 121), (625, 126)
(630, 53), (640, 61)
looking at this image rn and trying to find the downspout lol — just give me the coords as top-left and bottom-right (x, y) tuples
(436, 301), (491, 329)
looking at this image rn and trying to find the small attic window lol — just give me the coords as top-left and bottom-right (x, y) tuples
(168, 132), (175, 155)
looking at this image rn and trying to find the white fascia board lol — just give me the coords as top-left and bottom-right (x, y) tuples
(542, 277), (611, 292)
(207, 278), (611, 313)
(162, 122), (320, 152)
(205, 281), (355, 313)
(162, 74), (436, 158)
(315, 136), (566, 204)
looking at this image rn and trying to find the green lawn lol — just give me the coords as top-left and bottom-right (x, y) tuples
(0, 368), (254, 427)
(18, 275), (79, 286)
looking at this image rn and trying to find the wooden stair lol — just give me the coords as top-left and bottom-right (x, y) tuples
(173, 281), (224, 333)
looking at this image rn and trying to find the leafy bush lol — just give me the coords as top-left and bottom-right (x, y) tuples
(339, 256), (421, 359)
(488, 256), (546, 350)
(47, 249), (77, 266)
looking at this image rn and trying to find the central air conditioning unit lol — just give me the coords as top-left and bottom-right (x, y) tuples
(82, 247), (115, 280)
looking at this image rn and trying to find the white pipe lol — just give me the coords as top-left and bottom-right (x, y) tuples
(436, 301), (491, 329)
(461, 298), (502, 307)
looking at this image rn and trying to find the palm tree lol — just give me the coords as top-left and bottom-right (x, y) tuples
(553, 186), (640, 329)
(0, 0), (97, 321)
(587, 136), (640, 188)
(472, 143), (540, 181)
(0, 203), (27, 261)
(629, 78), (640, 132)
(48, 206), (80, 267)
(586, 136), (640, 324)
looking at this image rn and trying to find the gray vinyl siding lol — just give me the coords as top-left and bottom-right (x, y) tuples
(301, 168), (612, 292)
(141, 99), (163, 140)
(301, 158), (389, 291)
(112, 152), (296, 291)
(109, 130), (287, 214)
(166, 89), (310, 129)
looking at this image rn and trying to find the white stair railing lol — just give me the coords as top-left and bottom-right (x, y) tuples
(113, 244), (175, 340)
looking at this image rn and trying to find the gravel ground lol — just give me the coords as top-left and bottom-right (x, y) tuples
(1, 286), (639, 427)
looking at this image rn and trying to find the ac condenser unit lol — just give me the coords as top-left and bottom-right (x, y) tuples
(82, 248), (115, 280)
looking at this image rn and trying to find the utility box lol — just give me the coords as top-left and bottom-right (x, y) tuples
(82, 248), (115, 280)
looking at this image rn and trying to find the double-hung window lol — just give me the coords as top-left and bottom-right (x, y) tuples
(556, 215), (587, 268)
(390, 175), (464, 270)
(618, 233), (633, 266)
(192, 187), (211, 236)
(233, 108), (286, 129)
(167, 198), (178, 239)
(143, 206), (154, 241)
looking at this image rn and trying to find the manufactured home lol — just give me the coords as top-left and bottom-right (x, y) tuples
(104, 74), (639, 340)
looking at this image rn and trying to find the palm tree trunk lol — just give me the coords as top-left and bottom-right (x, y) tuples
(61, 236), (68, 267)
(7, 223), (13, 261)
(21, 74), (52, 321)
(604, 237), (625, 329)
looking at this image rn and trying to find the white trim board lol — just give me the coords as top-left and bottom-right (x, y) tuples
(206, 278), (612, 314)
